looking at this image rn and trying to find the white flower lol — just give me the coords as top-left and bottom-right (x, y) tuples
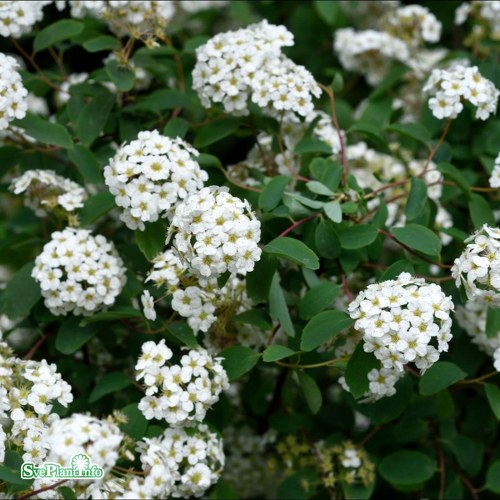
(0, 1), (51, 38)
(141, 290), (157, 321)
(169, 186), (261, 279)
(192, 20), (320, 117)
(349, 273), (454, 380)
(135, 342), (229, 425)
(104, 130), (207, 232)
(451, 225), (500, 308)
(424, 65), (499, 120)
(32, 228), (127, 316)
(489, 153), (500, 188)
(9, 169), (87, 217)
(0, 52), (28, 129)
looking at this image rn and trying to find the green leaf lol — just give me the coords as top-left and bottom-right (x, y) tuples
(105, 59), (135, 91)
(338, 224), (378, 250)
(13, 113), (73, 149)
(233, 309), (272, 330)
(419, 361), (466, 396)
(448, 435), (484, 477)
(391, 224), (442, 257)
(486, 307), (500, 338)
(130, 89), (192, 113)
(324, 201), (342, 223)
(34, 20), (84, 52)
(347, 123), (386, 148)
(298, 282), (340, 320)
(166, 322), (198, 349)
(163, 117), (189, 139)
(246, 253), (277, 302)
(57, 487), (77, 500)
(468, 193), (495, 229)
(120, 403), (148, 440)
(294, 137), (332, 155)
(485, 460), (500, 493)
(380, 259), (415, 282)
(0, 464), (32, 485)
(194, 117), (241, 148)
(297, 371), (322, 414)
(437, 162), (472, 199)
(259, 176), (290, 212)
(76, 90), (115, 145)
(269, 273), (295, 337)
(79, 306), (141, 325)
(56, 317), (95, 354)
(67, 145), (103, 184)
(300, 310), (352, 352)
(313, 0), (340, 25)
(264, 237), (319, 270)
(379, 451), (435, 486)
(405, 178), (428, 222)
(83, 35), (120, 52)
(342, 481), (375, 500)
(135, 219), (166, 261)
(306, 180), (334, 196)
(315, 219), (340, 259)
(309, 158), (343, 191)
(369, 65), (407, 100)
(79, 191), (116, 226)
(88, 372), (132, 403)
(0, 146), (22, 176)
(344, 341), (379, 399)
(386, 122), (431, 147)
(484, 383), (500, 420)
(0, 262), (40, 320)
(220, 346), (260, 380)
(263, 345), (296, 362)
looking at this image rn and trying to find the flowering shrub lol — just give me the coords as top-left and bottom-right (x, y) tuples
(1, 1), (500, 499)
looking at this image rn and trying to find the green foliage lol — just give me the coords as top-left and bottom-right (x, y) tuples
(2, 3), (500, 499)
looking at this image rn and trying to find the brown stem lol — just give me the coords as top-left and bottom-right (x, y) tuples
(341, 274), (353, 303)
(10, 37), (62, 92)
(19, 479), (68, 499)
(23, 334), (47, 360)
(318, 82), (347, 186)
(278, 212), (319, 238)
(419, 118), (453, 176)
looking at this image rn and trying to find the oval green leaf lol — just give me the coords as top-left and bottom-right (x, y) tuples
(379, 450), (436, 486)
(264, 237), (319, 270)
(300, 310), (353, 351)
(419, 361), (466, 396)
(390, 224), (442, 257)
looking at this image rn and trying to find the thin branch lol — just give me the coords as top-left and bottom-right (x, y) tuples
(318, 82), (347, 186)
(19, 479), (68, 499)
(278, 212), (319, 238)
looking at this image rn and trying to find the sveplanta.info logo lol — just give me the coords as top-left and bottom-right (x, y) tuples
(21, 453), (104, 480)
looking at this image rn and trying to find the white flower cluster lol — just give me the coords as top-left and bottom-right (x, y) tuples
(135, 339), (229, 424)
(424, 65), (500, 120)
(380, 5), (442, 47)
(347, 142), (453, 243)
(192, 20), (321, 117)
(32, 228), (127, 316)
(31, 413), (123, 498)
(10, 169), (87, 216)
(489, 152), (500, 188)
(455, 1), (500, 38)
(43, 413), (122, 473)
(349, 273), (454, 398)
(104, 130), (207, 230)
(451, 225), (500, 308)
(0, 1), (51, 37)
(169, 186), (261, 278)
(145, 249), (267, 348)
(0, 342), (73, 463)
(65, 1), (175, 38)
(456, 300), (500, 362)
(125, 424), (224, 499)
(180, 1), (228, 13)
(228, 110), (343, 184)
(334, 29), (409, 86)
(0, 52), (28, 130)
